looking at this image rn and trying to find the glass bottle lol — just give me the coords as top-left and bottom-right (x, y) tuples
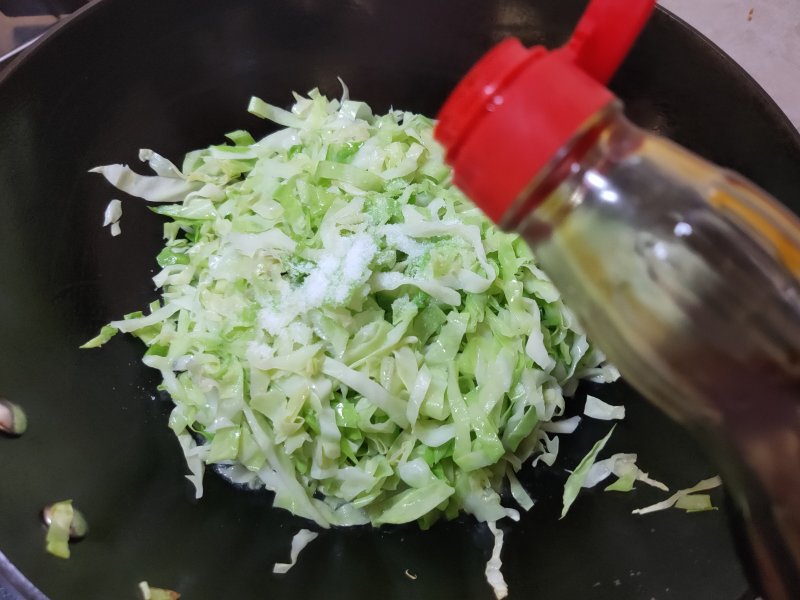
(435, 1), (800, 597)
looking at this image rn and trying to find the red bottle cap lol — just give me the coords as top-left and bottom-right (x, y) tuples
(435, 0), (656, 224)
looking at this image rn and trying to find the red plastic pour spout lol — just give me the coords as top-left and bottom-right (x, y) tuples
(435, 0), (656, 223)
(567, 0), (656, 84)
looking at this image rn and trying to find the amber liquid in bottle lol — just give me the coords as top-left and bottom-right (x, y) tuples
(505, 104), (800, 599)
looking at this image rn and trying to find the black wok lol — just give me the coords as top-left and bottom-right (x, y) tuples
(1, 0), (799, 598)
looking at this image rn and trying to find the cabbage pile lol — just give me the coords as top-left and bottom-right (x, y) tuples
(85, 88), (617, 529)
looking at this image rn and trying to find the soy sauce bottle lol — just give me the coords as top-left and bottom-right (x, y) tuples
(435, 1), (800, 597)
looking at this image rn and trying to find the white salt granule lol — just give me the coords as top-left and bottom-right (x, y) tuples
(257, 234), (377, 335)
(380, 224), (426, 258)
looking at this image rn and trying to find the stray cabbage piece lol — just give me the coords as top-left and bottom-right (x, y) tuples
(485, 522), (508, 600)
(138, 581), (181, 600)
(633, 476), (722, 515)
(103, 199), (123, 236)
(43, 500), (87, 559)
(44, 501), (73, 559)
(584, 453), (668, 493)
(583, 394), (625, 420)
(273, 529), (319, 574)
(561, 426), (616, 518)
(103, 199), (122, 226)
(86, 87), (618, 531)
(674, 494), (716, 513)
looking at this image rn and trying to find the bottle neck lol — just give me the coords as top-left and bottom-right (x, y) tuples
(501, 101), (629, 235)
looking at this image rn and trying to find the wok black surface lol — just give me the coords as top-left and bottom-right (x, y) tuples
(1, 0), (799, 598)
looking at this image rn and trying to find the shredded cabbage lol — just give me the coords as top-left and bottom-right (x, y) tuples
(584, 452), (667, 493)
(674, 494), (716, 512)
(485, 522), (509, 600)
(103, 199), (123, 236)
(273, 529), (319, 574)
(583, 394), (625, 420)
(561, 426), (616, 518)
(86, 88), (616, 530)
(632, 476), (722, 515)
(44, 500), (74, 559)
